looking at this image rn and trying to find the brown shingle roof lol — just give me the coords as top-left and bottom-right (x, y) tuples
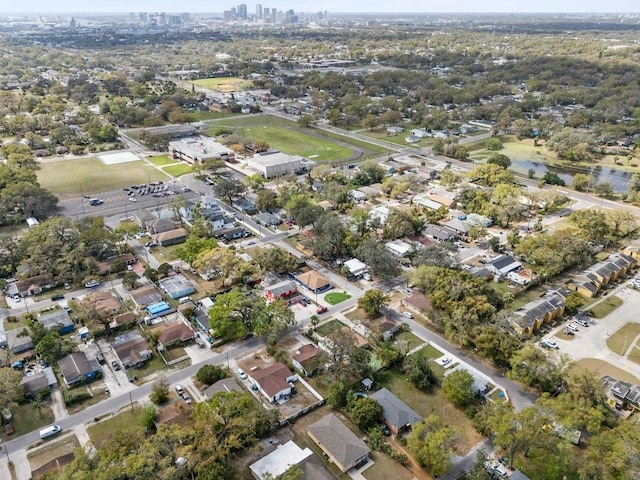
(156, 323), (195, 345)
(251, 362), (293, 398)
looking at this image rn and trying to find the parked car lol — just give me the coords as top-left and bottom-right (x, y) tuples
(129, 197), (137, 202)
(379, 423), (391, 436)
(237, 369), (247, 380)
(541, 339), (559, 349)
(96, 354), (106, 365)
(575, 317), (589, 327)
(111, 360), (121, 371)
(403, 311), (414, 319)
(84, 280), (100, 288)
(566, 323), (579, 332)
(316, 306), (328, 314)
(175, 385), (184, 395)
(182, 393), (192, 404)
(51, 294), (64, 301)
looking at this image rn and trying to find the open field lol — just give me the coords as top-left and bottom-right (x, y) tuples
(37, 158), (168, 200)
(324, 291), (351, 305)
(606, 322), (640, 355)
(376, 369), (483, 454)
(363, 451), (415, 480)
(573, 358), (640, 384)
(393, 331), (425, 351)
(314, 319), (344, 337)
(206, 115), (354, 161)
(2, 402), (55, 439)
(87, 408), (144, 447)
(589, 295), (623, 318)
(193, 77), (252, 92)
(28, 434), (80, 471)
(162, 164), (193, 177)
(147, 154), (178, 166)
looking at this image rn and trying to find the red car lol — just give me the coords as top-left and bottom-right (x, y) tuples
(316, 306), (328, 314)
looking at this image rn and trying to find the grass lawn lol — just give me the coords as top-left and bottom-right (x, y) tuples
(130, 355), (170, 384)
(2, 315), (32, 332)
(376, 369), (483, 454)
(314, 319), (344, 337)
(606, 322), (640, 355)
(193, 77), (252, 91)
(28, 434), (80, 471)
(508, 286), (549, 310)
(363, 451), (414, 480)
(324, 292), (352, 305)
(588, 295), (623, 318)
(162, 164), (193, 177)
(416, 343), (445, 359)
(573, 358), (640, 384)
(187, 110), (236, 121)
(345, 308), (380, 322)
(393, 331), (425, 352)
(206, 115), (354, 161)
(65, 385), (110, 414)
(87, 408), (144, 448)
(153, 244), (183, 262)
(629, 343), (640, 365)
(161, 347), (187, 362)
(2, 402), (55, 440)
(489, 389), (509, 404)
(38, 158), (169, 200)
(147, 154), (178, 166)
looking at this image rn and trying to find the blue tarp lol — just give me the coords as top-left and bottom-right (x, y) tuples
(147, 301), (170, 316)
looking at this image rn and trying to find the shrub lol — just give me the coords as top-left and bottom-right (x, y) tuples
(195, 364), (227, 385)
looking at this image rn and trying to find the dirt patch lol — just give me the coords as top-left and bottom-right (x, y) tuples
(31, 453), (75, 479)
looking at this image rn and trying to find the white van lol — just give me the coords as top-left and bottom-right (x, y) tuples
(39, 425), (61, 439)
(178, 296), (192, 305)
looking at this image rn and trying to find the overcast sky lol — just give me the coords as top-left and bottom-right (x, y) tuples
(1, 0), (638, 14)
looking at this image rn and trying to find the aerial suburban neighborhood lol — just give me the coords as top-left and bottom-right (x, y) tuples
(1, 6), (640, 480)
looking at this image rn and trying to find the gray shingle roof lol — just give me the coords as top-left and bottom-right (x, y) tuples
(370, 388), (422, 430)
(307, 414), (369, 471)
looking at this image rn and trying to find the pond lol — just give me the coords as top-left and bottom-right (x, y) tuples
(509, 158), (635, 192)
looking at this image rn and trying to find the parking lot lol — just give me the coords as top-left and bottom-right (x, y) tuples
(543, 281), (640, 381)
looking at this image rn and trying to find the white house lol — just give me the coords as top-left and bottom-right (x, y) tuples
(249, 441), (312, 480)
(387, 126), (404, 134)
(385, 240), (413, 257)
(343, 258), (368, 278)
(370, 205), (390, 225)
(410, 128), (429, 138)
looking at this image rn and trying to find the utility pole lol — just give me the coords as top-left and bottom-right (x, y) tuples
(584, 166), (595, 195)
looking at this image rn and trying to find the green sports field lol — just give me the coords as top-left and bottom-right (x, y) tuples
(206, 116), (354, 162)
(37, 158), (169, 200)
(192, 77), (252, 92)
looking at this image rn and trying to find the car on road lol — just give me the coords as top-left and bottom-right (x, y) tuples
(111, 360), (121, 371)
(316, 306), (328, 314)
(237, 368), (247, 379)
(403, 311), (414, 319)
(575, 317), (589, 327)
(247, 241), (256, 245)
(51, 294), (65, 301)
(84, 280), (100, 288)
(541, 339), (559, 349)
(566, 323), (579, 332)
(129, 197), (137, 202)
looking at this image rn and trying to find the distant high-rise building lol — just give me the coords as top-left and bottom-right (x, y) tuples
(223, 10), (234, 21)
(256, 4), (262, 19)
(237, 3), (247, 20)
(271, 8), (277, 22)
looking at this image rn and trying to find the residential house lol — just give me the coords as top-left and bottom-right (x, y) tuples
(154, 322), (196, 349)
(510, 290), (567, 336)
(159, 275), (195, 299)
(20, 370), (54, 398)
(12, 273), (57, 297)
(57, 352), (102, 387)
(208, 212), (226, 231)
(6, 328), (33, 354)
(487, 255), (522, 277)
(343, 258), (368, 278)
(318, 200), (335, 211)
(348, 190), (367, 203)
(203, 377), (243, 399)
(255, 212), (281, 227)
(132, 209), (156, 230)
(264, 280), (297, 302)
(369, 205), (390, 225)
(413, 195), (444, 211)
(568, 253), (637, 297)
(130, 284), (164, 311)
(154, 399), (193, 427)
(147, 218), (175, 235)
(356, 317), (401, 342)
(442, 218), (470, 236)
(294, 270), (332, 294)
(249, 362), (298, 403)
(405, 135), (420, 143)
(154, 228), (188, 247)
(386, 126), (404, 134)
(402, 291), (431, 316)
(466, 213), (492, 227)
(113, 332), (153, 369)
(424, 225), (455, 242)
(385, 240), (413, 257)
(602, 375), (640, 411)
(38, 309), (75, 335)
(307, 413), (370, 472)
(96, 253), (137, 275)
(249, 440), (313, 480)
(292, 344), (323, 376)
(111, 311), (136, 329)
(85, 291), (120, 317)
(410, 128), (429, 138)
(370, 388), (422, 435)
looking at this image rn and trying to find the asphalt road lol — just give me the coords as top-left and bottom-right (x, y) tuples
(3, 336), (265, 454)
